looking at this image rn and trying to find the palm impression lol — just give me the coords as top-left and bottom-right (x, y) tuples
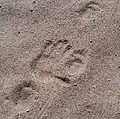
(61, 48), (89, 76)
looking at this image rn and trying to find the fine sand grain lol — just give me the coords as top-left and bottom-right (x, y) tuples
(0, 0), (120, 119)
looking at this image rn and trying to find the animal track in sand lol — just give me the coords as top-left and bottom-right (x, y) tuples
(75, 1), (101, 15)
(30, 39), (90, 86)
(1, 73), (59, 119)
(10, 80), (38, 102)
(3, 79), (39, 114)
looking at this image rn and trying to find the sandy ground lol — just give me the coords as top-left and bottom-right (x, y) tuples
(0, 0), (120, 119)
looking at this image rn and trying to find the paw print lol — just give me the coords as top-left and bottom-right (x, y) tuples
(2, 73), (58, 118)
(53, 47), (90, 85)
(9, 80), (38, 103)
(3, 79), (39, 114)
(30, 39), (90, 86)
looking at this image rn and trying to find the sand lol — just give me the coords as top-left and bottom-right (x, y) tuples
(0, 0), (120, 119)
